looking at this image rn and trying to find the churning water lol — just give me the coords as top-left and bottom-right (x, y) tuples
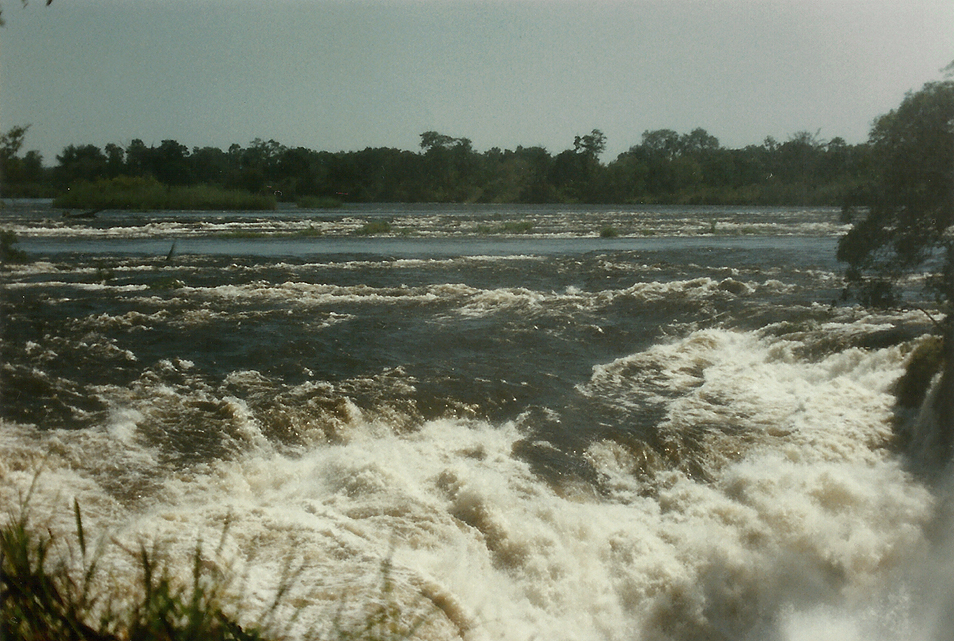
(2, 201), (952, 640)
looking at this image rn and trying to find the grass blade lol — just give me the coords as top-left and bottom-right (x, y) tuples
(74, 498), (87, 560)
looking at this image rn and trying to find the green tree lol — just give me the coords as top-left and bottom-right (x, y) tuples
(837, 80), (954, 448)
(636, 129), (681, 162)
(104, 143), (125, 177)
(417, 131), (477, 201)
(679, 127), (720, 155)
(623, 129), (701, 198)
(240, 138), (285, 193)
(573, 129), (607, 160)
(0, 125), (51, 196)
(125, 139), (150, 176)
(1, 125), (31, 192)
(148, 139), (192, 185)
(0, 124), (30, 162)
(55, 144), (108, 185)
(476, 146), (552, 203)
(419, 131), (458, 153)
(549, 130), (608, 202)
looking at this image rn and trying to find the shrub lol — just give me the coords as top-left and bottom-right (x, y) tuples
(1, 229), (29, 264)
(499, 220), (534, 234)
(53, 177), (276, 211)
(355, 220), (392, 236)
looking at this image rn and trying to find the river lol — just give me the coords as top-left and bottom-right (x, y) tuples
(1, 200), (951, 640)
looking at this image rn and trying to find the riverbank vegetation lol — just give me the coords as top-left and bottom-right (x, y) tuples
(2, 125), (872, 207)
(837, 79), (954, 456)
(52, 176), (276, 211)
(1, 228), (29, 264)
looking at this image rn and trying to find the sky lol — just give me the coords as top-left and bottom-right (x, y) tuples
(1, 0), (952, 164)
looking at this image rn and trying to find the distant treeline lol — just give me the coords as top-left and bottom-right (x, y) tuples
(1, 126), (873, 206)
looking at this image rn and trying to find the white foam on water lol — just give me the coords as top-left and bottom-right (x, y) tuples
(1, 325), (950, 641)
(193, 281), (480, 308)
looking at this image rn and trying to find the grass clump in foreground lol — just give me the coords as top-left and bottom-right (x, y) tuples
(1, 492), (438, 641)
(53, 176), (276, 211)
(1, 497), (274, 641)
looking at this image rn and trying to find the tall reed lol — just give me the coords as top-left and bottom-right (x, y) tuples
(1, 489), (439, 641)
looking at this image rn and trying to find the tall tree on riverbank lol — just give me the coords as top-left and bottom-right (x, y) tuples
(1, 124), (49, 196)
(1, 125), (31, 189)
(837, 79), (954, 453)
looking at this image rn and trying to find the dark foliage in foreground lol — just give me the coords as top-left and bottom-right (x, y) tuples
(1, 491), (435, 641)
(838, 79), (954, 450)
(1, 497), (271, 641)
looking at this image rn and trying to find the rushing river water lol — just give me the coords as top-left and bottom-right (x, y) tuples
(1, 200), (952, 640)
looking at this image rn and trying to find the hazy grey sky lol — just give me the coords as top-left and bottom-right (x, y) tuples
(1, 0), (951, 162)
